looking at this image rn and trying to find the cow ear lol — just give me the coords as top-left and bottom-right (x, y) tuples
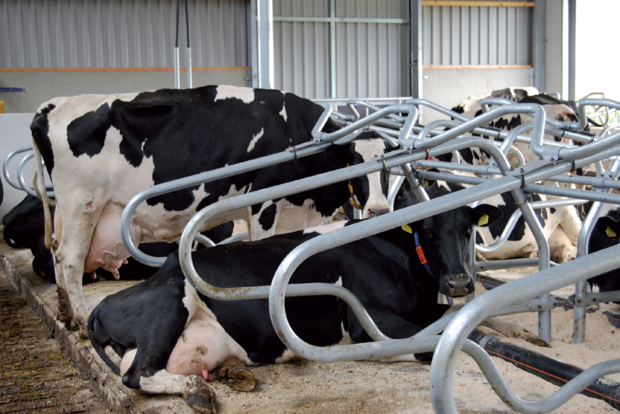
(324, 143), (354, 166)
(469, 204), (502, 227)
(595, 216), (620, 239)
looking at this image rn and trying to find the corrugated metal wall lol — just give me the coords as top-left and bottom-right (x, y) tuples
(0, 0), (248, 69)
(422, 5), (533, 66)
(273, 0), (410, 100)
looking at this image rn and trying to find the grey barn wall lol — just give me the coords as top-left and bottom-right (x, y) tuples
(422, 67), (532, 124)
(1, 0), (248, 69)
(0, 69), (250, 113)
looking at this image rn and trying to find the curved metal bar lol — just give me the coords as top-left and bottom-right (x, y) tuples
(429, 244), (620, 413)
(406, 98), (471, 123)
(193, 234), (216, 248)
(576, 98), (620, 130)
(217, 232), (249, 245)
(551, 129), (620, 161)
(480, 97), (514, 112)
(405, 104), (547, 156)
(17, 152), (39, 197)
(387, 175), (406, 211)
(4, 145), (33, 190)
(16, 152), (55, 201)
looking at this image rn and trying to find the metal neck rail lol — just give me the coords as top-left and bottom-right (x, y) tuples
(120, 103), (418, 267)
(3, 145), (55, 199)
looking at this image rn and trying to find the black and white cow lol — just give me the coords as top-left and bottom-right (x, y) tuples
(88, 201), (501, 412)
(31, 85), (393, 333)
(587, 207), (620, 308)
(438, 88), (585, 263)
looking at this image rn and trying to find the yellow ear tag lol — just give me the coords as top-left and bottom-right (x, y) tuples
(606, 226), (617, 238)
(478, 214), (489, 226)
(402, 224), (412, 234)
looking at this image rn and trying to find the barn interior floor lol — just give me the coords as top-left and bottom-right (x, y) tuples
(1, 236), (618, 414)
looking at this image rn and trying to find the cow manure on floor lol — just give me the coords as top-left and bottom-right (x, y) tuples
(284, 359), (308, 369)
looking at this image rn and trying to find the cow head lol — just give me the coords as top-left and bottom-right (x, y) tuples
(588, 211), (620, 294)
(403, 186), (501, 297)
(329, 133), (393, 218)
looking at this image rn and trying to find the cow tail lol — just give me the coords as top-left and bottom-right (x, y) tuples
(87, 315), (121, 376)
(32, 141), (53, 249)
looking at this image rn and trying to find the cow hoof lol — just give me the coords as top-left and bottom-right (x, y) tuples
(218, 363), (256, 392)
(187, 383), (217, 414)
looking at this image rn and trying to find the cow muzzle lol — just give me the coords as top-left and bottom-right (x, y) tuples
(443, 274), (473, 297)
(367, 208), (390, 218)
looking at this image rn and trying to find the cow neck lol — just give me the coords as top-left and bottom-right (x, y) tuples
(345, 163), (363, 210)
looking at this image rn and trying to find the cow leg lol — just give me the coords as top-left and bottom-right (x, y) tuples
(480, 317), (549, 347)
(120, 349), (217, 414)
(165, 305), (256, 392)
(52, 201), (103, 334)
(558, 205), (582, 246)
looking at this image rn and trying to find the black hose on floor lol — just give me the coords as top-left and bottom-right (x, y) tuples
(469, 329), (620, 410)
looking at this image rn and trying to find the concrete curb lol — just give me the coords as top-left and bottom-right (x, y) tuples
(0, 245), (193, 414)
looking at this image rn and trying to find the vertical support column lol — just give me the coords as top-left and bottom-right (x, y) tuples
(567, 0), (576, 100)
(257, 0), (274, 89)
(410, 0), (422, 99)
(329, 0), (337, 98)
(249, 0), (258, 88)
(561, 0), (569, 99)
(533, 0), (546, 92)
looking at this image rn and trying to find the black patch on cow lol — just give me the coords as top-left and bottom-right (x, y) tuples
(550, 207), (557, 215)
(67, 104), (111, 158)
(31, 103), (56, 175)
(451, 105), (464, 114)
(459, 148), (474, 165)
(472, 151), (480, 161)
(258, 203), (278, 231)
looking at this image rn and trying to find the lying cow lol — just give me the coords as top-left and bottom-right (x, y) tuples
(88, 199), (501, 412)
(439, 89), (584, 263)
(587, 207), (620, 309)
(31, 85), (393, 333)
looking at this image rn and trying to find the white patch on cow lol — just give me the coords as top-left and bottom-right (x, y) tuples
(120, 348), (137, 376)
(352, 139), (390, 218)
(303, 221), (346, 235)
(218, 184), (249, 201)
(279, 103), (288, 122)
(247, 128), (264, 153)
(274, 349), (298, 364)
(214, 85), (255, 104)
(274, 199), (328, 235)
(335, 276), (343, 287)
(167, 281), (254, 378)
(138, 368), (198, 395)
